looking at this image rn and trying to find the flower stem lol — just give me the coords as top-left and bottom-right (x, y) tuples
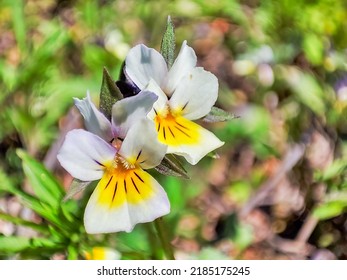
(154, 218), (175, 260)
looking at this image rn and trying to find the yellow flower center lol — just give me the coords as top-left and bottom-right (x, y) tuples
(154, 106), (200, 146)
(95, 155), (154, 208)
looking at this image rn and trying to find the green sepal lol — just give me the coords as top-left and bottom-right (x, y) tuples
(160, 16), (176, 69)
(99, 67), (123, 120)
(155, 154), (190, 179)
(63, 178), (92, 202)
(203, 106), (239, 123)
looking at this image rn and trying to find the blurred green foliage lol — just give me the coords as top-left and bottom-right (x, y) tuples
(1, 0), (347, 259)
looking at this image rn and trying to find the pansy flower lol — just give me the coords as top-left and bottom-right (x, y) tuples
(124, 41), (224, 165)
(57, 92), (169, 233)
(84, 247), (121, 260)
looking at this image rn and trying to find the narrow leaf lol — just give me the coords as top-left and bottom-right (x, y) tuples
(0, 236), (60, 253)
(0, 211), (49, 234)
(4, 183), (69, 231)
(30, 237), (60, 249)
(320, 159), (347, 181)
(11, 189), (62, 226)
(9, 0), (26, 53)
(155, 154), (190, 179)
(160, 16), (175, 69)
(17, 149), (64, 209)
(203, 106), (239, 123)
(99, 67), (123, 120)
(0, 236), (31, 253)
(313, 202), (347, 220)
(0, 166), (15, 192)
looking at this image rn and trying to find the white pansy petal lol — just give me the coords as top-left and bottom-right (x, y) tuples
(102, 248), (121, 260)
(112, 91), (158, 139)
(57, 129), (116, 181)
(84, 169), (170, 234)
(169, 67), (218, 120)
(144, 79), (168, 119)
(165, 41), (197, 95)
(125, 44), (168, 89)
(74, 93), (113, 141)
(166, 121), (224, 165)
(119, 118), (167, 169)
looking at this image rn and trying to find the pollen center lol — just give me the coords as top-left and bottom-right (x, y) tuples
(95, 155), (154, 208)
(154, 108), (200, 146)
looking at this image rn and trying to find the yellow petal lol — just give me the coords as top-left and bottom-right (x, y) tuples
(96, 167), (154, 208)
(154, 112), (200, 146)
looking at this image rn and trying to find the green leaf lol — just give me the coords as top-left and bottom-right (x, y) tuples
(284, 67), (325, 115)
(160, 16), (175, 69)
(117, 226), (151, 255)
(203, 106), (239, 123)
(9, 0), (26, 53)
(320, 159), (347, 181)
(99, 67), (123, 120)
(313, 201), (347, 220)
(17, 149), (64, 208)
(10, 188), (76, 235)
(0, 211), (49, 234)
(303, 33), (324, 65)
(30, 237), (60, 249)
(9, 188), (62, 227)
(67, 244), (79, 260)
(197, 247), (229, 260)
(0, 166), (15, 193)
(0, 236), (59, 253)
(0, 236), (31, 253)
(155, 154), (190, 179)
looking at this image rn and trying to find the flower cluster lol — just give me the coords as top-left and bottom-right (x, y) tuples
(58, 40), (224, 234)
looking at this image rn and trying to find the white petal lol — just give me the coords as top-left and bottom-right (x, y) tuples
(74, 93), (113, 142)
(112, 91), (158, 139)
(144, 79), (169, 119)
(165, 41), (197, 95)
(167, 123), (224, 165)
(169, 67), (218, 120)
(57, 129), (116, 181)
(119, 118), (167, 169)
(125, 44), (168, 90)
(102, 248), (121, 260)
(84, 170), (170, 234)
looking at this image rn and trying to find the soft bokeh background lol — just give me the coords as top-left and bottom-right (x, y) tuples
(1, 0), (347, 260)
